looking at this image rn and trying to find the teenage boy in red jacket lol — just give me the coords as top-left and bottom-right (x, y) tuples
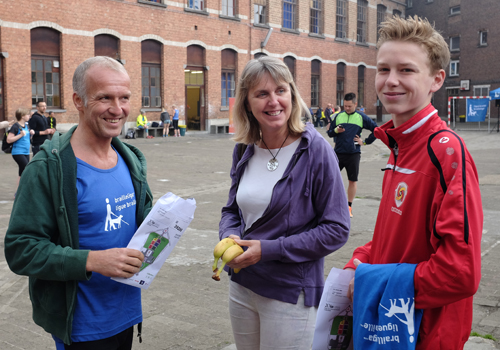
(346, 16), (483, 350)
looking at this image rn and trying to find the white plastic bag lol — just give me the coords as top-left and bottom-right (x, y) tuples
(112, 192), (196, 289)
(312, 267), (354, 350)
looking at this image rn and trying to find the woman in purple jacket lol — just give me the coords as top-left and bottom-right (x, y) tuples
(219, 56), (351, 349)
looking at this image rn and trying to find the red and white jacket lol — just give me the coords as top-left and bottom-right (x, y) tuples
(346, 104), (483, 350)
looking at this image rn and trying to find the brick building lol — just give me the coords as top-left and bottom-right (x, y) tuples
(406, 0), (500, 123)
(0, 0), (406, 131)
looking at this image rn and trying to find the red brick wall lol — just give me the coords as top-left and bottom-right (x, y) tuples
(0, 0), (393, 127)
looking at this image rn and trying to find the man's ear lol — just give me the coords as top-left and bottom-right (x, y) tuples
(430, 69), (446, 93)
(73, 93), (84, 112)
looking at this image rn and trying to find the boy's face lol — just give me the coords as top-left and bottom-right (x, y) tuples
(376, 41), (445, 126)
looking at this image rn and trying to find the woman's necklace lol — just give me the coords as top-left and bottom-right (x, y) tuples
(260, 134), (289, 172)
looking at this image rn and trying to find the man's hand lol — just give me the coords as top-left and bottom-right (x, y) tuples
(86, 248), (145, 278)
(354, 135), (363, 146)
(226, 236), (262, 269)
(347, 258), (362, 302)
(335, 125), (345, 133)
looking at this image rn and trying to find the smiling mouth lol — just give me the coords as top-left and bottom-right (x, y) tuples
(265, 111), (282, 116)
(384, 92), (405, 96)
(105, 118), (121, 123)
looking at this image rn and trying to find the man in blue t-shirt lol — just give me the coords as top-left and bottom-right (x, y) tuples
(5, 56), (153, 350)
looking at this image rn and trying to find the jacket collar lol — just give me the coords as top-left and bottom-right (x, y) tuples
(374, 104), (439, 149)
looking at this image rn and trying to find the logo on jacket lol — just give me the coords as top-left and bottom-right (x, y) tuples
(394, 182), (408, 208)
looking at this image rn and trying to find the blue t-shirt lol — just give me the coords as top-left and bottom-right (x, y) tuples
(10, 123), (30, 155)
(68, 149), (142, 342)
(173, 109), (179, 120)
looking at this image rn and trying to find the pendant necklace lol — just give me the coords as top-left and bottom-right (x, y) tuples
(261, 134), (289, 172)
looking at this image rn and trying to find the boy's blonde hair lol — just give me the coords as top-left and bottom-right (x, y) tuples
(15, 108), (31, 121)
(232, 56), (308, 144)
(377, 15), (450, 73)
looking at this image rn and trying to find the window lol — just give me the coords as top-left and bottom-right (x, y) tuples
(311, 60), (321, 107)
(254, 52), (267, 59)
(480, 31), (488, 46)
(336, 0), (347, 39)
(95, 34), (120, 60)
(337, 63), (345, 107)
(141, 40), (162, 108)
(450, 6), (460, 15)
(450, 60), (459, 77)
(407, 0), (413, 8)
(221, 49), (237, 108)
(310, 0), (322, 35)
(284, 56), (296, 80)
(377, 5), (386, 41)
(254, 1), (267, 25)
(283, 0), (296, 30)
(450, 36), (460, 51)
(31, 27), (61, 107)
(357, 0), (368, 43)
(393, 9), (401, 17)
(474, 86), (489, 97)
(187, 0), (204, 10)
(358, 65), (365, 108)
(222, 0), (235, 16)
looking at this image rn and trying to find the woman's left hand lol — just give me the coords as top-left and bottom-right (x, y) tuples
(227, 238), (262, 269)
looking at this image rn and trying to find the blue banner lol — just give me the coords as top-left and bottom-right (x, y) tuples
(466, 99), (489, 122)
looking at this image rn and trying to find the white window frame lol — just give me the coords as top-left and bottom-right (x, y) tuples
(450, 6), (460, 15)
(407, 0), (412, 8)
(473, 85), (490, 97)
(450, 36), (460, 51)
(480, 31), (488, 46)
(450, 60), (459, 77)
(222, 0), (235, 17)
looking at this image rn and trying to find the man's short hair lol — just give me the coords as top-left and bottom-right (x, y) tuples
(377, 15), (450, 73)
(73, 56), (128, 107)
(344, 93), (357, 104)
(36, 101), (45, 107)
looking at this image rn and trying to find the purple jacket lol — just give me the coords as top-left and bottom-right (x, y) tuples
(219, 123), (350, 306)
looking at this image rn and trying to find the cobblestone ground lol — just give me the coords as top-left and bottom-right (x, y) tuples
(0, 127), (498, 349)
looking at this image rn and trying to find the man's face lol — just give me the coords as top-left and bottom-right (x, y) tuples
(343, 100), (357, 114)
(375, 40), (444, 125)
(37, 102), (47, 115)
(74, 65), (131, 140)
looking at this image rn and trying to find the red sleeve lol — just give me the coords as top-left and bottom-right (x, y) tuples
(414, 131), (483, 309)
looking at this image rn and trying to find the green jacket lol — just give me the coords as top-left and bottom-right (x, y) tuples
(4, 126), (153, 344)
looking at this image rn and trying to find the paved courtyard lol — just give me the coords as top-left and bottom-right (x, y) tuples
(0, 127), (498, 349)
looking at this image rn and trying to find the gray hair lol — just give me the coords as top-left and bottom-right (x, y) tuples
(72, 56), (128, 106)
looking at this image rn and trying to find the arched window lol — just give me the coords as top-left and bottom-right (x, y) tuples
(377, 5), (387, 42)
(357, 0), (368, 43)
(141, 40), (162, 108)
(221, 49), (236, 108)
(284, 56), (296, 81)
(31, 27), (61, 107)
(95, 34), (120, 60)
(254, 52), (267, 59)
(358, 65), (365, 108)
(311, 60), (321, 108)
(336, 62), (345, 107)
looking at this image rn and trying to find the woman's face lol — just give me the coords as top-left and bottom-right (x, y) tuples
(246, 72), (292, 137)
(22, 114), (30, 123)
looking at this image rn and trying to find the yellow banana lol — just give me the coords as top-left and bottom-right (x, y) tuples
(213, 245), (244, 281)
(212, 237), (237, 272)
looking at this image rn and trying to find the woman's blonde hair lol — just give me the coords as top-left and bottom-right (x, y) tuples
(377, 15), (450, 73)
(232, 56), (308, 144)
(15, 108), (31, 121)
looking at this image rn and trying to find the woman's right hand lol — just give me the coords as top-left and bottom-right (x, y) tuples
(226, 236), (262, 269)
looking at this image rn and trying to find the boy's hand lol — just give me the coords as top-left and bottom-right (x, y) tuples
(354, 135), (363, 145)
(335, 125), (345, 133)
(347, 258), (362, 302)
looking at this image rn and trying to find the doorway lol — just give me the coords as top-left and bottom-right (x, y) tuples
(184, 68), (205, 130)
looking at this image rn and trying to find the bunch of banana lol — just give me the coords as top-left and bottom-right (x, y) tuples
(212, 238), (244, 281)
